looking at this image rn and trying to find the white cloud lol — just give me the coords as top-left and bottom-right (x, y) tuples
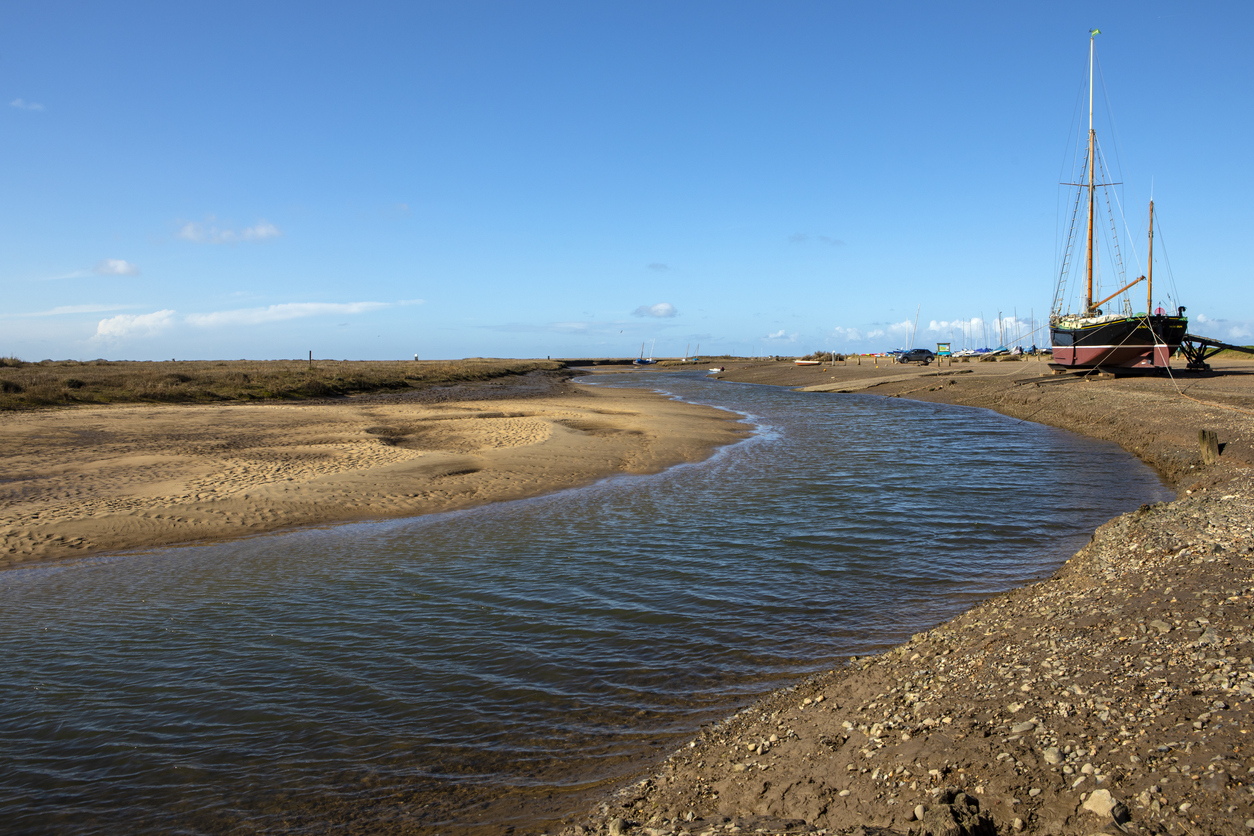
(41, 270), (92, 281)
(185, 301), (388, 328)
(926, 315), (1049, 345)
(844, 321), (911, 342)
(175, 222), (203, 241)
(93, 310), (177, 340)
(43, 304), (133, 316)
(487, 321), (601, 335)
(864, 320), (919, 349)
(82, 299), (410, 339)
(178, 217), (283, 244)
(0, 304), (134, 319)
(765, 329), (797, 341)
(632, 302), (677, 318)
(928, 317), (983, 332)
(1182, 314), (1254, 344)
(549, 321), (594, 333)
(831, 321), (924, 344)
(39, 260), (140, 280)
(94, 259), (140, 276)
(10, 98), (44, 111)
(54, 305), (123, 315)
(239, 221), (281, 241)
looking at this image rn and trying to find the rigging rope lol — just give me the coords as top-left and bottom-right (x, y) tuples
(1094, 147), (1128, 309)
(1069, 317), (1254, 418)
(1151, 207), (1182, 312)
(1054, 180), (1085, 315)
(1159, 345), (1254, 419)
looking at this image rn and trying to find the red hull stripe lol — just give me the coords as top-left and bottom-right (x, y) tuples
(1051, 344), (1174, 368)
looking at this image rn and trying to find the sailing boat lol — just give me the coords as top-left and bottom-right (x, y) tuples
(1049, 30), (1188, 370)
(632, 340), (657, 365)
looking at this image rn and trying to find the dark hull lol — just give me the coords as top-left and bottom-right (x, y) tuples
(1050, 315), (1188, 369)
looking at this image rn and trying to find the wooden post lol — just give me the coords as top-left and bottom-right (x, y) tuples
(308, 350), (312, 370)
(1199, 429), (1220, 465)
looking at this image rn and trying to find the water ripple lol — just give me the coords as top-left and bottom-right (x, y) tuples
(0, 372), (1171, 834)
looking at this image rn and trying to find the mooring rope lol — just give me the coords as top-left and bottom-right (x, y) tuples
(1160, 342), (1254, 419)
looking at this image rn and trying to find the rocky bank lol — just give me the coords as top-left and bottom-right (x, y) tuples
(567, 361), (1254, 836)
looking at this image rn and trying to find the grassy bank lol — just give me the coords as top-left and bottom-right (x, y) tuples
(0, 358), (562, 410)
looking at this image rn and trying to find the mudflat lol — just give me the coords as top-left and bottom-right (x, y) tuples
(0, 370), (749, 568)
(571, 357), (1254, 836)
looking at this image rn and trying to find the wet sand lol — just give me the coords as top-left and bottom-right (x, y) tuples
(570, 357), (1254, 836)
(0, 370), (749, 568)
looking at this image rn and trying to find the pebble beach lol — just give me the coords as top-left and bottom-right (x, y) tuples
(569, 357), (1254, 836)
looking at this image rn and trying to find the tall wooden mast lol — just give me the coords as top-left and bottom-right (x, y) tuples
(1085, 29), (1098, 314)
(1147, 199), (1154, 314)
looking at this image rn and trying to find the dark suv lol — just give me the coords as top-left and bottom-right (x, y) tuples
(897, 348), (935, 365)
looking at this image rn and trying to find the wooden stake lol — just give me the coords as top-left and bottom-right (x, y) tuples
(1199, 429), (1220, 465)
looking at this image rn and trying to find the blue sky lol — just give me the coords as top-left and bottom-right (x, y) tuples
(3, 0), (1252, 361)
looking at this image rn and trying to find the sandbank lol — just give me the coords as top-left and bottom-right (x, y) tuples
(0, 371), (749, 568)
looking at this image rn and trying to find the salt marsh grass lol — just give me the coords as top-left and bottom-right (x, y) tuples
(0, 358), (561, 410)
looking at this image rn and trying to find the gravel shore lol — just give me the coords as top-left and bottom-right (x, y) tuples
(569, 358), (1254, 836)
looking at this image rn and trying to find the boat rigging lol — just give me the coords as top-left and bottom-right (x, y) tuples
(1049, 29), (1188, 370)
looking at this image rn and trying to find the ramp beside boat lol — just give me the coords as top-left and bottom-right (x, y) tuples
(795, 369), (973, 393)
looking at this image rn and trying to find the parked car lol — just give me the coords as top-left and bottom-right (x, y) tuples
(897, 348), (935, 365)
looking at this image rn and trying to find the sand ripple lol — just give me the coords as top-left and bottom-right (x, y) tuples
(0, 385), (748, 566)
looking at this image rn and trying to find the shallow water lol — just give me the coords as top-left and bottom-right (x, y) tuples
(0, 373), (1171, 834)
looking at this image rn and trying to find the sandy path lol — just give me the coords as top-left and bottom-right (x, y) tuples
(0, 379), (748, 568)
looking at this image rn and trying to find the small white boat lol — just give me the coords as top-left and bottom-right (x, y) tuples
(793, 359), (821, 366)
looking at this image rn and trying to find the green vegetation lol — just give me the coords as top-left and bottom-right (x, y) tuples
(1206, 346), (1254, 361)
(0, 358), (563, 411)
